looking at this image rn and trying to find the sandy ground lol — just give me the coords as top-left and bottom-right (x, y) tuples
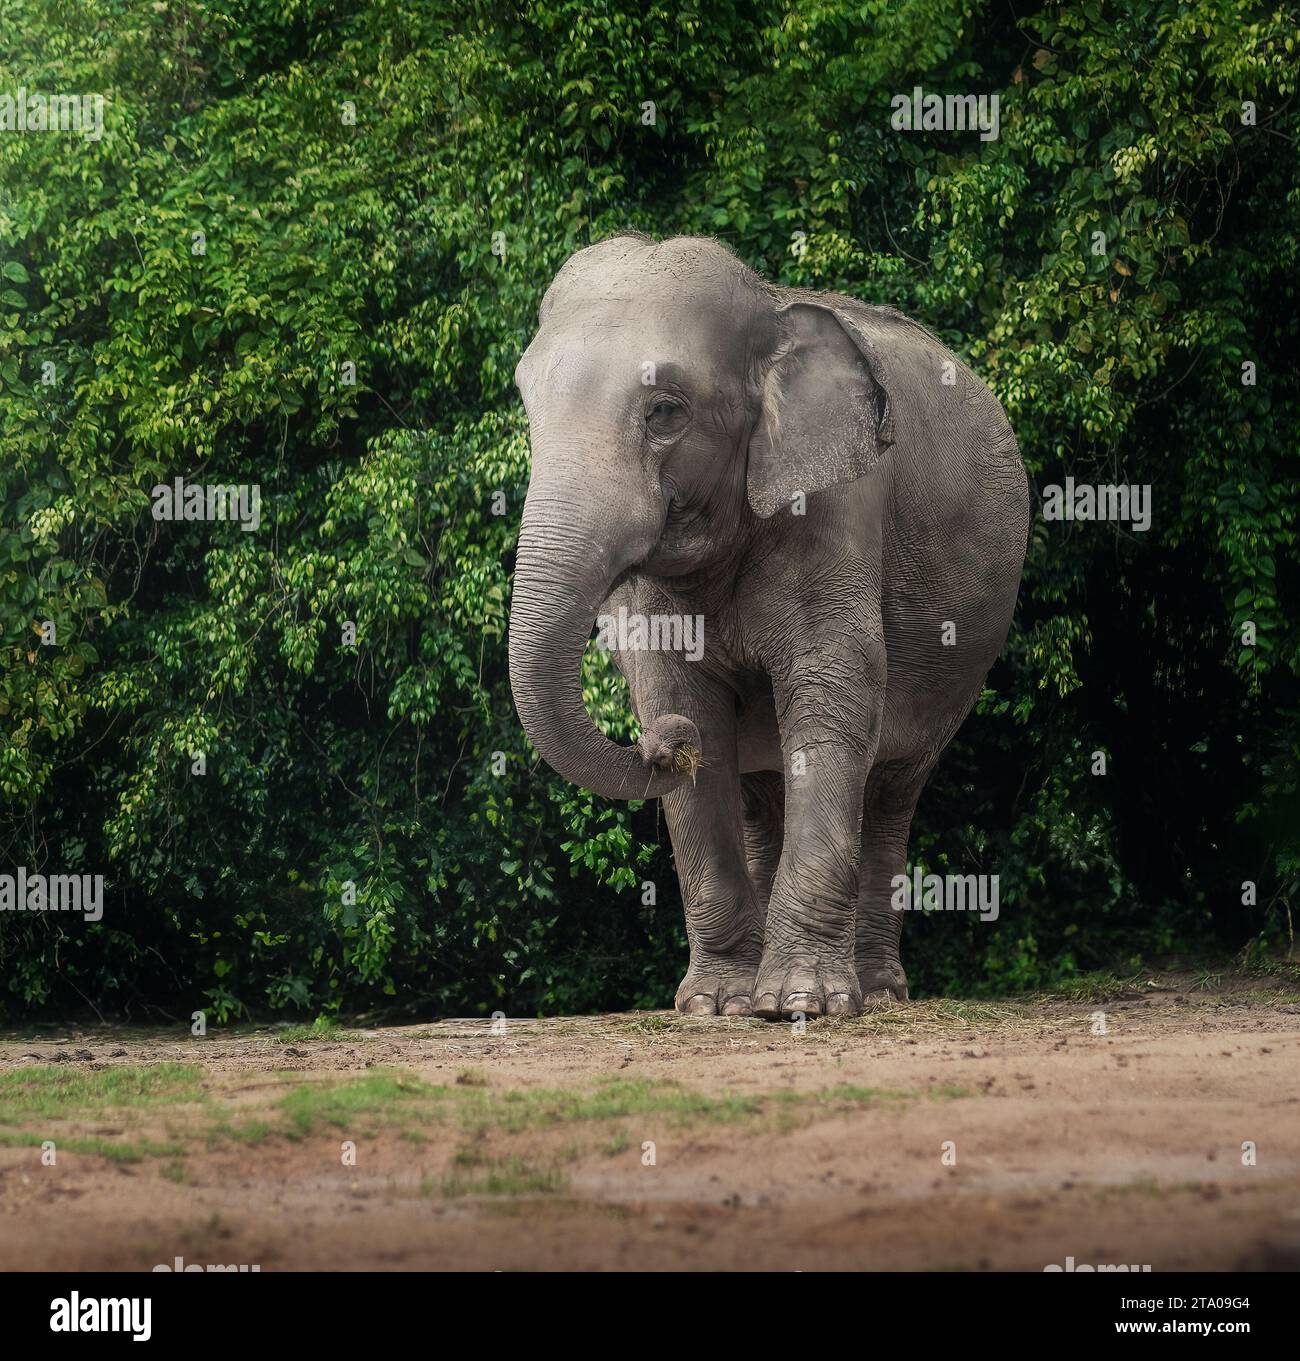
(1, 971), (1298, 1272)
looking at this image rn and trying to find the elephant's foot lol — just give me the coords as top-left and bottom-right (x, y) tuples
(857, 961), (909, 1006)
(675, 952), (761, 1017)
(752, 947), (861, 1020)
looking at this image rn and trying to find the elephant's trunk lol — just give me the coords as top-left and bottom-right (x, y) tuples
(508, 488), (700, 802)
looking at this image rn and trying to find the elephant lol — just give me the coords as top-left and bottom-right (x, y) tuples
(508, 232), (1029, 1019)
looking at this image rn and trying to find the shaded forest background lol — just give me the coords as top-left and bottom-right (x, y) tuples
(1, 0), (1297, 1021)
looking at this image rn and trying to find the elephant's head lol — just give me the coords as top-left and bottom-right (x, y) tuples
(509, 232), (894, 800)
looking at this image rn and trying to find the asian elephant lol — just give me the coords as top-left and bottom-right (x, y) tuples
(508, 232), (1028, 1019)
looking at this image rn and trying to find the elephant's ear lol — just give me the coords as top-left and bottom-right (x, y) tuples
(746, 302), (894, 519)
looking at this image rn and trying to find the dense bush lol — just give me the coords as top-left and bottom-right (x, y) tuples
(1, 0), (1296, 1020)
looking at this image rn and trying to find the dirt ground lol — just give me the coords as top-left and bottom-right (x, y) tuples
(2, 970), (1298, 1272)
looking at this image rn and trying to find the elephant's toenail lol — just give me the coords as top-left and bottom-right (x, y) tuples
(783, 992), (821, 1018)
(825, 993), (856, 1016)
(681, 994), (717, 1016)
(753, 992), (781, 1017)
(721, 996), (752, 1016)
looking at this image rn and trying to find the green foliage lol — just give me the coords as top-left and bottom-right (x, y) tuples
(1, 0), (1296, 1018)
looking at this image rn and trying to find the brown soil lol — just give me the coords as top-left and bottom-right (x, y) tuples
(2, 971), (1298, 1272)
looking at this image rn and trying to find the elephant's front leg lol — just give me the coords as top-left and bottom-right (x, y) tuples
(753, 656), (883, 1019)
(656, 688), (765, 1016)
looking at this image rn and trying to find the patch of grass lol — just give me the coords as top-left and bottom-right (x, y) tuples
(205, 1114), (274, 1145)
(766, 1082), (966, 1128)
(810, 997), (1039, 1038)
(612, 1013), (743, 1036)
(160, 1160), (191, 1184)
(1244, 957), (1300, 986)
(457, 1075), (764, 1135)
(222, 1070), (974, 1152)
(1230, 988), (1300, 1007)
(277, 1070), (440, 1137)
(617, 1014), (677, 1034)
(0, 1056), (983, 1174)
(0, 1129), (182, 1161)
(445, 998), (1044, 1043)
(0, 1063), (202, 1123)
(271, 1017), (343, 1044)
(452, 1077), (965, 1145)
(442, 1152), (566, 1197)
(1048, 971), (1152, 1003)
(814, 1084), (897, 1105)
(799, 1081), (967, 1104)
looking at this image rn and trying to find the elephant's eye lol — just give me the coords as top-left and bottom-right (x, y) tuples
(646, 398), (688, 440)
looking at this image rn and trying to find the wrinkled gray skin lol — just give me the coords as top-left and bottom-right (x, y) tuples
(509, 233), (1028, 1019)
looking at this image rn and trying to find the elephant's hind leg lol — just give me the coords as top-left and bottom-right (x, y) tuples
(855, 761), (929, 1003)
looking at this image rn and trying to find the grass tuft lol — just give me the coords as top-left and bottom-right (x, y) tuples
(0, 1063), (202, 1123)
